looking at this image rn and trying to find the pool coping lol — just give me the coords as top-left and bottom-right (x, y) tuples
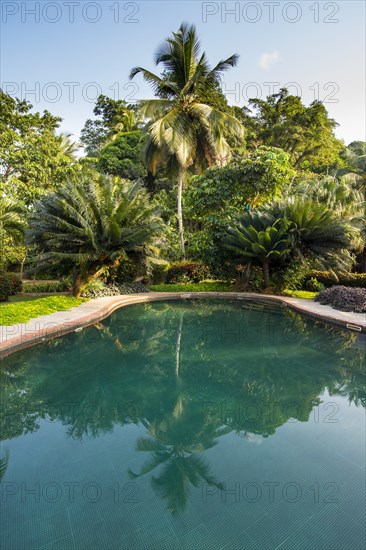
(1, 292), (365, 357)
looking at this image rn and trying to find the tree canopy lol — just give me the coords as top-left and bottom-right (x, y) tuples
(0, 90), (79, 205)
(233, 88), (344, 172)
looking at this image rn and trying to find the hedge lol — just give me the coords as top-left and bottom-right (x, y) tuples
(306, 271), (366, 289)
(22, 281), (70, 293)
(166, 261), (211, 284)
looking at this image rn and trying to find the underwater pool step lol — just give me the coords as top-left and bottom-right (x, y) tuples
(236, 298), (287, 314)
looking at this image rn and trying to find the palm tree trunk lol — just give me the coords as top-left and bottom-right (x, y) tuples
(72, 262), (99, 297)
(262, 258), (270, 287)
(177, 167), (185, 258)
(72, 258), (121, 297)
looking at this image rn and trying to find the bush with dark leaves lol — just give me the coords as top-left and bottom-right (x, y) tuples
(166, 261), (211, 284)
(315, 285), (366, 313)
(0, 274), (22, 301)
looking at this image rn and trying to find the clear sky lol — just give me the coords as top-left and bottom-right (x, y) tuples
(1, 0), (365, 145)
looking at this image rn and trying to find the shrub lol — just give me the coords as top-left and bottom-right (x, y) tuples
(151, 261), (170, 284)
(306, 271), (366, 289)
(166, 261), (211, 284)
(315, 286), (366, 313)
(303, 277), (325, 292)
(272, 264), (308, 291)
(234, 265), (264, 292)
(22, 281), (70, 293)
(0, 274), (22, 301)
(108, 258), (140, 284)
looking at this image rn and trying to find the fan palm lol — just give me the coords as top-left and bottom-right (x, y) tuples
(223, 211), (292, 285)
(27, 174), (164, 296)
(130, 22), (244, 256)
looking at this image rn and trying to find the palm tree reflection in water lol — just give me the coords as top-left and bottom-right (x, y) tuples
(1, 301), (365, 516)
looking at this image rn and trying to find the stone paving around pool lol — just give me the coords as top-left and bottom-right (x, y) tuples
(1, 292), (365, 357)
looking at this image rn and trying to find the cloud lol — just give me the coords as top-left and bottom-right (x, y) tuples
(259, 50), (279, 70)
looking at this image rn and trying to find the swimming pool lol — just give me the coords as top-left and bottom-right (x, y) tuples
(0, 299), (365, 549)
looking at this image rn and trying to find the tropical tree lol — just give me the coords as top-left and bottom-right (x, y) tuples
(236, 88), (344, 172)
(27, 174), (164, 296)
(0, 91), (79, 205)
(223, 212), (292, 285)
(187, 146), (295, 228)
(98, 130), (147, 181)
(130, 22), (244, 256)
(223, 199), (353, 287)
(80, 95), (139, 157)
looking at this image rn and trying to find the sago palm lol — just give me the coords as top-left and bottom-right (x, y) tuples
(223, 211), (292, 285)
(130, 22), (244, 256)
(27, 174), (164, 296)
(268, 199), (353, 271)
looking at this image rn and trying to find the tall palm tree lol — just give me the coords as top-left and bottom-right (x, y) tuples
(130, 22), (244, 256)
(27, 174), (164, 296)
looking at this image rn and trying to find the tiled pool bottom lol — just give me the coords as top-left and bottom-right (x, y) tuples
(0, 300), (365, 549)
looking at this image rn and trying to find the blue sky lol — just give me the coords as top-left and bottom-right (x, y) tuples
(1, 0), (365, 145)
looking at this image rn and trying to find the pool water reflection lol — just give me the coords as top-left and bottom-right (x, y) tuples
(0, 300), (365, 549)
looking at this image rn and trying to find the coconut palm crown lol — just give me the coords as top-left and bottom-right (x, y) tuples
(130, 22), (244, 255)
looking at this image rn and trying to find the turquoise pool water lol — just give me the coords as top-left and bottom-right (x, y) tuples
(0, 299), (365, 549)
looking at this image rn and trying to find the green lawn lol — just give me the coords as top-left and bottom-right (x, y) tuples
(0, 296), (87, 326)
(149, 281), (234, 293)
(283, 290), (318, 300)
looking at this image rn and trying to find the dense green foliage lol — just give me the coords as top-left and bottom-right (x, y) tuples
(0, 196), (26, 271)
(166, 261), (211, 284)
(80, 95), (138, 157)
(27, 174), (164, 296)
(0, 91), (79, 204)
(22, 281), (69, 293)
(306, 270), (366, 289)
(234, 88), (344, 172)
(98, 131), (146, 180)
(0, 22), (365, 307)
(188, 147), (295, 225)
(0, 274), (22, 301)
(223, 198), (352, 289)
(223, 213), (292, 285)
